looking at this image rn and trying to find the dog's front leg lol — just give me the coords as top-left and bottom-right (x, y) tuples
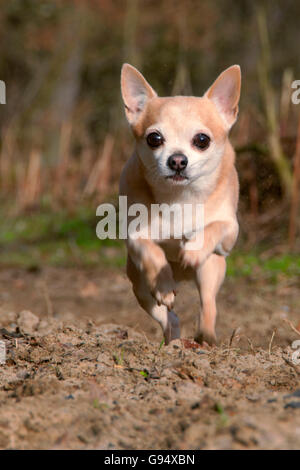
(128, 237), (176, 311)
(194, 253), (226, 346)
(127, 255), (180, 344)
(180, 219), (239, 268)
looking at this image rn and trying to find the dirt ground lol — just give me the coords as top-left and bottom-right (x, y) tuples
(0, 266), (299, 450)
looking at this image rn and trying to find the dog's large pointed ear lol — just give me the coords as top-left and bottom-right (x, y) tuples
(204, 65), (241, 129)
(121, 64), (157, 125)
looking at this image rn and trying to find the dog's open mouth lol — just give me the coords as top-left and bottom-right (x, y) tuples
(166, 174), (188, 182)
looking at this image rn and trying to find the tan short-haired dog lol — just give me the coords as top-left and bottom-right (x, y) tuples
(120, 64), (241, 345)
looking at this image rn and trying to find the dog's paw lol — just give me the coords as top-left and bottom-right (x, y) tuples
(148, 262), (177, 310)
(150, 266), (177, 311)
(194, 329), (217, 347)
(151, 285), (176, 311)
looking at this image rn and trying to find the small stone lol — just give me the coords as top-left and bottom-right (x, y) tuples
(96, 353), (103, 362)
(17, 311), (39, 335)
(65, 394), (74, 400)
(246, 394), (260, 402)
(16, 369), (30, 380)
(96, 364), (106, 373)
(191, 401), (201, 409)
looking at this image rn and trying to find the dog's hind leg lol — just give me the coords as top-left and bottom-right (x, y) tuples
(194, 253), (226, 346)
(127, 256), (180, 344)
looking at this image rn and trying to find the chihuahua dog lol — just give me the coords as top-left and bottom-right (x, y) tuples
(119, 64), (241, 346)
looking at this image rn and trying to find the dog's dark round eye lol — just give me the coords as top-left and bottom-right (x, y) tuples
(192, 133), (210, 150)
(146, 132), (164, 148)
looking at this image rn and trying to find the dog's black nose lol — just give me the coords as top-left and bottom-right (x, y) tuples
(167, 154), (188, 171)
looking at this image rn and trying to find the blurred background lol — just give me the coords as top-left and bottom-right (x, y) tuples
(0, 0), (299, 279)
(1, 3), (299, 449)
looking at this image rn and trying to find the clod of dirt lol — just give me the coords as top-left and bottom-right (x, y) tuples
(283, 388), (300, 409)
(37, 319), (54, 336)
(0, 309), (17, 326)
(284, 389), (300, 399)
(17, 310), (39, 335)
(181, 338), (202, 349)
(284, 402), (300, 409)
(16, 369), (30, 380)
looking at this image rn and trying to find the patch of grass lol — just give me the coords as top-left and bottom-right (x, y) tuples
(139, 370), (149, 379)
(227, 251), (300, 279)
(0, 206), (126, 268)
(113, 349), (124, 366)
(92, 399), (109, 410)
(214, 402), (229, 428)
